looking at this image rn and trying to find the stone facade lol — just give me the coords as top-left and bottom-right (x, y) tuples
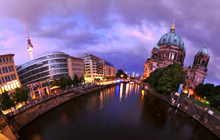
(143, 22), (210, 91)
(0, 54), (21, 95)
(67, 56), (84, 79)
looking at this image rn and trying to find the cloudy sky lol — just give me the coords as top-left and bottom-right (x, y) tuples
(0, 0), (219, 84)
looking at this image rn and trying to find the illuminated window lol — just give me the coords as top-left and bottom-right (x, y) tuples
(13, 83), (17, 88)
(16, 81), (20, 88)
(7, 85), (11, 90)
(4, 85), (8, 91)
(10, 84), (14, 90)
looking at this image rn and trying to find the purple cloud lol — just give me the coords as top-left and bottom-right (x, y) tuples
(0, 0), (219, 84)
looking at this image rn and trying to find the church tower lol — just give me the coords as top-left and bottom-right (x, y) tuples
(192, 44), (210, 72)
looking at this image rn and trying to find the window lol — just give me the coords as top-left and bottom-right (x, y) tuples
(3, 58), (5, 62)
(8, 66), (14, 72)
(9, 57), (12, 61)
(1, 77), (5, 83)
(163, 39), (166, 42)
(0, 79), (1, 85)
(2, 67), (8, 73)
(5, 76), (11, 82)
(0, 58), (2, 63)
(169, 52), (175, 60)
(11, 74), (16, 80)
(6, 57), (8, 62)
(0, 68), (2, 74)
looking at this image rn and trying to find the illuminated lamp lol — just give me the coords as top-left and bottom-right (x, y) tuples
(183, 90), (188, 94)
(32, 95), (36, 99)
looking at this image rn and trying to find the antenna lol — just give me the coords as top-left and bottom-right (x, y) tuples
(26, 16), (30, 40)
(26, 16), (34, 60)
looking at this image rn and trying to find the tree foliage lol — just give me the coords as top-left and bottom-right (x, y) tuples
(73, 74), (79, 86)
(0, 92), (14, 110)
(144, 63), (186, 95)
(52, 77), (59, 86)
(58, 76), (67, 88)
(79, 75), (85, 84)
(13, 88), (29, 104)
(209, 95), (220, 111)
(116, 69), (128, 79)
(214, 85), (220, 96)
(194, 83), (215, 100)
(66, 76), (72, 86)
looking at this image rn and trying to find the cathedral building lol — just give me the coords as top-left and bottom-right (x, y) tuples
(143, 20), (210, 91)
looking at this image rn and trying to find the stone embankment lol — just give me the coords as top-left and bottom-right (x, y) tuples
(1, 83), (118, 140)
(142, 83), (220, 139)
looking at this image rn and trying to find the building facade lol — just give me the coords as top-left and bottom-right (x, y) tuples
(0, 54), (21, 94)
(67, 56), (84, 79)
(17, 52), (69, 87)
(79, 54), (116, 82)
(143, 21), (210, 91)
(103, 60), (116, 78)
(79, 54), (104, 82)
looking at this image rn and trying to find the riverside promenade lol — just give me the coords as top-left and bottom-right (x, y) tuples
(142, 83), (220, 139)
(0, 80), (125, 140)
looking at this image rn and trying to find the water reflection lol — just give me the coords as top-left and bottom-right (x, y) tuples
(19, 83), (218, 140)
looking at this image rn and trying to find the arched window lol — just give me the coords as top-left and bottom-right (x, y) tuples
(153, 54), (157, 59)
(202, 60), (206, 65)
(163, 39), (166, 42)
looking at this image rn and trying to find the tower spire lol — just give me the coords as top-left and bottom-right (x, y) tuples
(26, 17), (30, 40)
(170, 18), (175, 33)
(26, 17), (34, 60)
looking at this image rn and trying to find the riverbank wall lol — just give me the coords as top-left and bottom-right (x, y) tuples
(3, 83), (118, 139)
(142, 83), (220, 138)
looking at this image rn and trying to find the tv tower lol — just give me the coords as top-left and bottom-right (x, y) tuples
(26, 18), (34, 60)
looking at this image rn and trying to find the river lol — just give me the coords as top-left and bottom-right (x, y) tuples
(19, 83), (219, 140)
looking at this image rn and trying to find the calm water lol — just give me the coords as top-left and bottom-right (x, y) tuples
(19, 83), (218, 140)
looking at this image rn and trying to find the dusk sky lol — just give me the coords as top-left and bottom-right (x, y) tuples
(0, 0), (219, 85)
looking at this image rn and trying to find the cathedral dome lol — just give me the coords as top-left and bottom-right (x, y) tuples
(198, 48), (209, 56)
(157, 21), (185, 52)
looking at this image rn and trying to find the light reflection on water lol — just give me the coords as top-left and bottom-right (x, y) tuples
(19, 83), (218, 140)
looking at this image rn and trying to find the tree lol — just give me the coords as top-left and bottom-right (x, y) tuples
(0, 92), (14, 110)
(73, 74), (79, 87)
(66, 76), (72, 86)
(79, 75), (85, 85)
(116, 69), (128, 79)
(209, 95), (220, 111)
(194, 83), (215, 100)
(144, 63), (186, 95)
(214, 85), (220, 96)
(52, 76), (59, 86)
(13, 88), (29, 104)
(58, 76), (67, 88)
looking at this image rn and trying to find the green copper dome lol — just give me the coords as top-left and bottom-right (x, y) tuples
(158, 27), (185, 52)
(198, 48), (209, 56)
